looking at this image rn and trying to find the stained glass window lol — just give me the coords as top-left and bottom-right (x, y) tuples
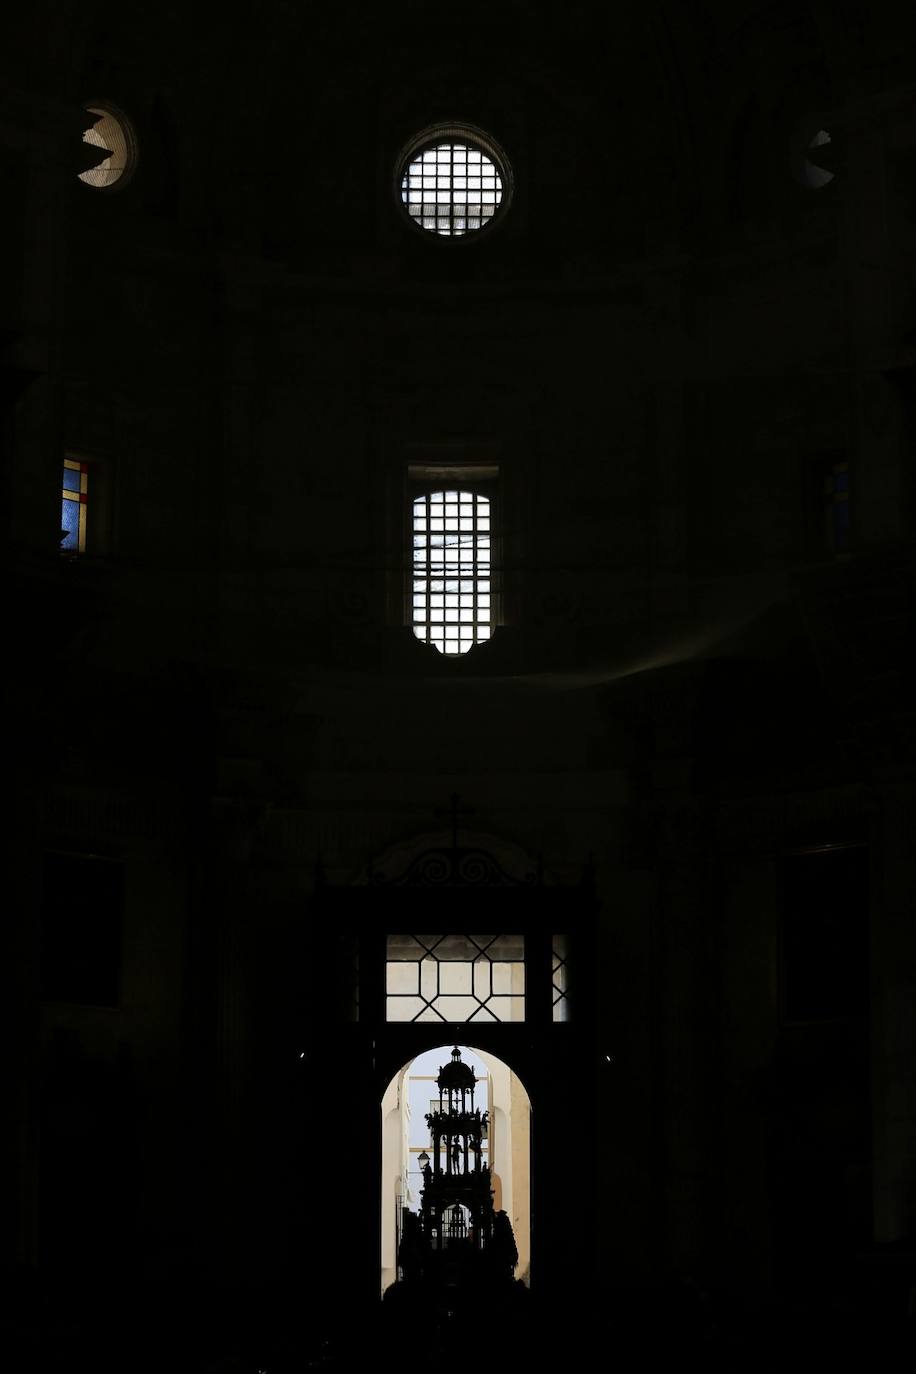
(412, 490), (492, 655)
(61, 458), (89, 553)
(386, 934), (525, 1022)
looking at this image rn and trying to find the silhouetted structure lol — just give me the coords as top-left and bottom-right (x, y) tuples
(407, 1047), (516, 1286)
(386, 1050), (527, 1363)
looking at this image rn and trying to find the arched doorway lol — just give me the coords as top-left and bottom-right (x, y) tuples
(380, 1043), (531, 1295)
(302, 821), (596, 1307)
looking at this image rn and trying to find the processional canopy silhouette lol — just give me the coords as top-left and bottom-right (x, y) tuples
(395, 1046), (518, 1291)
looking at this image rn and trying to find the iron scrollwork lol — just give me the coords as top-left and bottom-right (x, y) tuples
(370, 845), (539, 888)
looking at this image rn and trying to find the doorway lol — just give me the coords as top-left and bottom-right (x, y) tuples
(380, 1043), (531, 1295)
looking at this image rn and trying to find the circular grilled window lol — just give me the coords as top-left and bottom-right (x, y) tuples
(397, 124), (512, 238)
(78, 102), (137, 190)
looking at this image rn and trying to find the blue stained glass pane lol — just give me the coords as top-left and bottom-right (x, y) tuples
(62, 467), (81, 491)
(835, 501), (850, 529)
(61, 499), (79, 549)
(834, 472), (849, 491)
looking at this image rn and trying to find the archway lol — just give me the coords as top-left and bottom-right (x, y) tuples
(380, 1043), (531, 1295)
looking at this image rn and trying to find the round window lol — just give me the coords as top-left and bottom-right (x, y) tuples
(78, 102), (137, 190)
(397, 124), (512, 239)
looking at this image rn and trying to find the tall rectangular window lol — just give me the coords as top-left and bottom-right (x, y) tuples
(552, 934), (570, 1023)
(412, 489), (492, 655)
(61, 458), (89, 553)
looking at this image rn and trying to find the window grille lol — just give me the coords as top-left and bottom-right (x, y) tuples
(401, 140), (504, 236)
(412, 490), (492, 655)
(386, 934), (525, 1022)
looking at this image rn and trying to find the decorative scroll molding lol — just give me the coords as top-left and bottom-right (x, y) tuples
(369, 843), (540, 888)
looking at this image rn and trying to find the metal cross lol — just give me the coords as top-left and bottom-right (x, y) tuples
(435, 792), (475, 850)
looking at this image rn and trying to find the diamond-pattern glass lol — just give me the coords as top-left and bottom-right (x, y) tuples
(552, 934), (570, 1023)
(386, 934), (525, 1022)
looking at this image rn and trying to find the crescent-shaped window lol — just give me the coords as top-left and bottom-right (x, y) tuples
(79, 102), (137, 190)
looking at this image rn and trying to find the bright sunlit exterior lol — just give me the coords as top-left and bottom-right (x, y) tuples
(380, 1045), (532, 1295)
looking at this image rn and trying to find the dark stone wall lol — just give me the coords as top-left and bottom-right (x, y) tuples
(5, 1), (916, 1364)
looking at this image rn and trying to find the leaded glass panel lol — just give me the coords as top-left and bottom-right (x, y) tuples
(61, 458), (89, 553)
(552, 934), (570, 1023)
(386, 934), (525, 1022)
